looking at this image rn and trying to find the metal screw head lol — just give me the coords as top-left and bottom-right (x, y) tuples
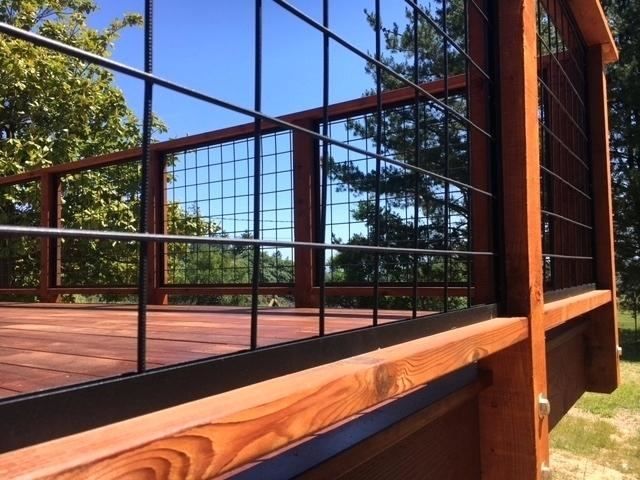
(541, 463), (552, 480)
(538, 393), (551, 419)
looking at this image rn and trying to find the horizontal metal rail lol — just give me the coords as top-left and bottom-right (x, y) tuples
(0, 225), (496, 257)
(271, 0), (494, 140)
(0, 22), (493, 199)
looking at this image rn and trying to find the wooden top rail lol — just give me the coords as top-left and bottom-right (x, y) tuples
(539, 0), (617, 64)
(543, 288), (612, 331)
(566, 0), (618, 64)
(0, 75), (466, 188)
(0, 315), (526, 479)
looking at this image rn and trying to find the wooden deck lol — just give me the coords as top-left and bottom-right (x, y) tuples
(0, 303), (422, 398)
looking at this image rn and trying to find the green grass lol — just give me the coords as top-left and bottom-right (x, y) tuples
(550, 312), (640, 477)
(576, 362), (640, 417)
(552, 416), (617, 455)
(619, 310), (640, 362)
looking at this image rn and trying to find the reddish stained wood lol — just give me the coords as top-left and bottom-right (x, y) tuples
(292, 119), (317, 307)
(0, 75), (466, 189)
(0, 304), (432, 396)
(148, 150), (168, 305)
(153, 74), (467, 154)
(478, 0), (549, 478)
(0, 149), (142, 187)
(585, 45), (620, 394)
(48, 287), (139, 295)
(0, 387), (19, 399)
(0, 363), (98, 393)
(158, 286), (293, 296)
(0, 315), (526, 480)
(38, 173), (60, 303)
(468, 0), (494, 305)
(543, 289), (612, 331)
(565, 0), (618, 64)
(321, 285), (472, 297)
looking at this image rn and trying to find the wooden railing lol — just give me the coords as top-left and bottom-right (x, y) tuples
(0, 75), (476, 306)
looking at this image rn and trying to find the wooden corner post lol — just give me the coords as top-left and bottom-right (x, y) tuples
(585, 45), (620, 393)
(478, 0), (549, 478)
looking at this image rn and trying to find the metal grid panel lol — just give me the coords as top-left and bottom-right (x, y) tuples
(0, 0), (496, 411)
(58, 162), (141, 287)
(0, 182), (40, 290)
(164, 132), (294, 286)
(537, 0), (594, 291)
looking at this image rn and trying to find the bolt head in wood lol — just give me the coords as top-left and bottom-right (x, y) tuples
(538, 393), (551, 418)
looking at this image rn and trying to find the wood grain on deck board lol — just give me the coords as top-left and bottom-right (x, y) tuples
(0, 304), (425, 397)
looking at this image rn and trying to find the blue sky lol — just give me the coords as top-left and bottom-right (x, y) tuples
(84, 1), (452, 258)
(89, 1), (413, 139)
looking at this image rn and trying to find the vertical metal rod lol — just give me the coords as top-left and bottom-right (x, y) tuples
(137, 0), (154, 373)
(412, 7), (420, 319)
(372, 0), (382, 325)
(442, 0), (450, 313)
(250, 0), (263, 350)
(319, 0), (329, 336)
(488, 0), (503, 307)
(463, 0), (472, 308)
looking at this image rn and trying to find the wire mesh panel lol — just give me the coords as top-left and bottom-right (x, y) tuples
(0, 0), (498, 412)
(0, 182), (41, 292)
(164, 131), (295, 289)
(316, 0), (495, 314)
(537, 0), (594, 291)
(58, 162), (141, 288)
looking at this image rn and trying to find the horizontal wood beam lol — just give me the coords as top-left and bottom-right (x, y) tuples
(320, 285), (473, 297)
(0, 289), (39, 295)
(543, 289), (612, 331)
(158, 286), (293, 296)
(0, 315), (526, 479)
(565, 0), (618, 64)
(0, 75), (466, 187)
(0, 285), (476, 298)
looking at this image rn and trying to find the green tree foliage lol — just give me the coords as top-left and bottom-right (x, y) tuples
(167, 205), (294, 305)
(601, 0), (640, 308)
(0, 1), (293, 302)
(0, 0), (151, 290)
(327, 2), (470, 308)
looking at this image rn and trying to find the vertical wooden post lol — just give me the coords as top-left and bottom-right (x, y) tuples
(39, 173), (61, 303)
(292, 119), (317, 307)
(148, 150), (168, 305)
(469, 0), (494, 305)
(478, 0), (549, 478)
(585, 45), (620, 393)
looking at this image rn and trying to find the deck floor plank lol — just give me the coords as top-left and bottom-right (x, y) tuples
(0, 304), (418, 397)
